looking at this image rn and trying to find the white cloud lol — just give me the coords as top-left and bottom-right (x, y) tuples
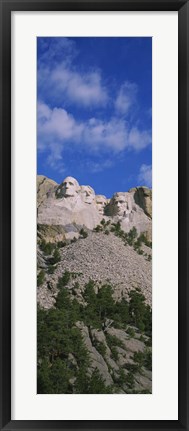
(115, 81), (138, 115)
(38, 63), (108, 107)
(52, 66), (108, 107)
(38, 40), (148, 121)
(138, 164), (152, 187)
(128, 127), (151, 150)
(83, 117), (129, 152)
(38, 38), (108, 107)
(38, 101), (84, 144)
(38, 102), (151, 169)
(38, 38), (77, 67)
(46, 145), (63, 168)
(37, 101), (51, 122)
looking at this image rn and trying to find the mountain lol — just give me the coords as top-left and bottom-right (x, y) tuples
(37, 175), (152, 239)
(37, 175), (152, 394)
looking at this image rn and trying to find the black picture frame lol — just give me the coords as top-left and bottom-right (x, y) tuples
(0, 1), (189, 430)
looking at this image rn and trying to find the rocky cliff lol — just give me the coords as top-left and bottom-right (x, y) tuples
(37, 175), (152, 394)
(37, 175), (152, 239)
(37, 175), (58, 207)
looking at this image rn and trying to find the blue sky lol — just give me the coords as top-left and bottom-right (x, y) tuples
(37, 37), (152, 198)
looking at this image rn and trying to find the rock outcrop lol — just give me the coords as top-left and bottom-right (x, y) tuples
(37, 175), (57, 207)
(37, 175), (152, 394)
(37, 175), (152, 239)
(129, 187), (152, 218)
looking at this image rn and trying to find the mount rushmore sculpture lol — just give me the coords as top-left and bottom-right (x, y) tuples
(37, 175), (152, 239)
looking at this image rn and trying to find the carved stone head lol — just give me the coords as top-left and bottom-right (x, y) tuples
(95, 195), (107, 215)
(109, 192), (130, 217)
(80, 185), (95, 204)
(56, 176), (80, 198)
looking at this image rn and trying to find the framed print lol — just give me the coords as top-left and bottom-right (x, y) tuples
(0, 0), (189, 430)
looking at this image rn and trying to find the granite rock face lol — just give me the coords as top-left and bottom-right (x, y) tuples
(37, 175), (152, 239)
(37, 175), (152, 393)
(37, 175), (58, 208)
(129, 187), (152, 218)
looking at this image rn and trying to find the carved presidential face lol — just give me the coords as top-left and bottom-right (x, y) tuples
(95, 195), (107, 214)
(112, 193), (127, 216)
(61, 176), (79, 197)
(80, 186), (95, 204)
